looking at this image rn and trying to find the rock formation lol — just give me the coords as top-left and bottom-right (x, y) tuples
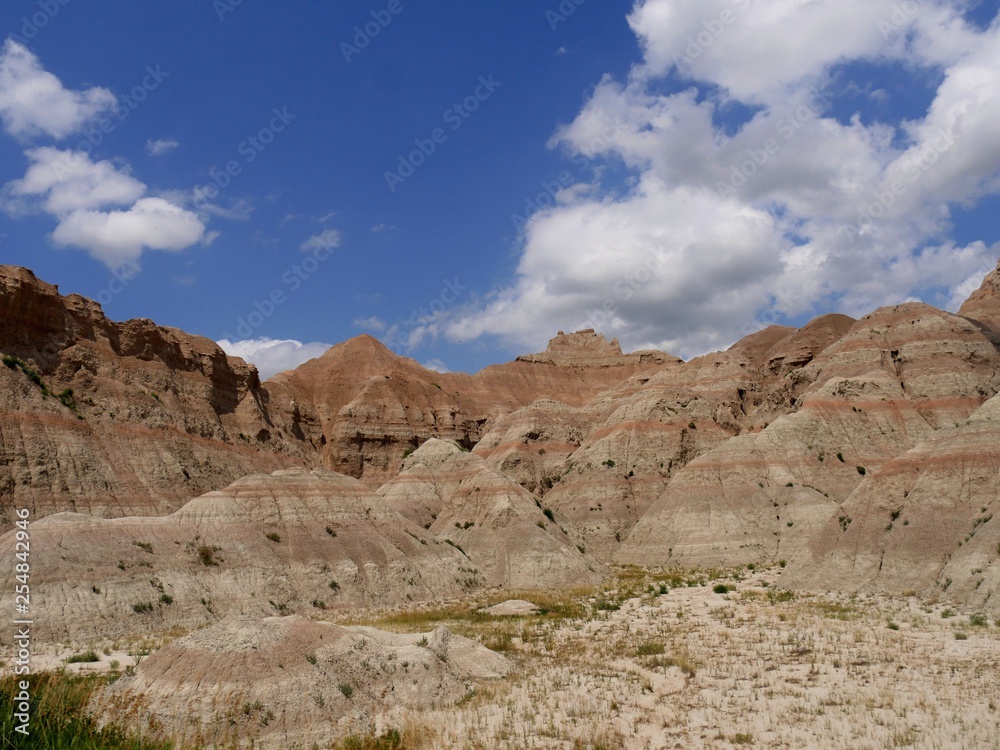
(616, 303), (1000, 568)
(0, 266), (311, 525)
(267, 329), (676, 487)
(377, 438), (604, 588)
(783, 393), (1000, 610)
(92, 615), (510, 748)
(1, 468), (476, 641)
(959, 258), (1000, 341)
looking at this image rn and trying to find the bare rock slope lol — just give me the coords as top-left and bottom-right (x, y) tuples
(93, 615), (510, 749)
(0, 266), (311, 524)
(377, 438), (604, 588)
(0, 468), (475, 642)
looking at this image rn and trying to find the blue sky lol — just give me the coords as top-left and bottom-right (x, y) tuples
(1, 1), (999, 378)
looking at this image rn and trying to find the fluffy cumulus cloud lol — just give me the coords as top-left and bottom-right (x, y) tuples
(3, 148), (206, 267)
(51, 198), (207, 268)
(0, 43), (206, 268)
(450, 0), (1000, 359)
(217, 337), (333, 381)
(0, 40), (116, 139)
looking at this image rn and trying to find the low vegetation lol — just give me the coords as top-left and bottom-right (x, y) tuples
(0, 673), (173, 749)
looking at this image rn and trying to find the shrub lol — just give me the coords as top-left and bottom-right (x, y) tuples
(712, 584), (729, 594)
(132, 541), (153, 554)
(132, 602), (153, 614)
(602, 459), (616, 467)
(970, 613), (988, 627)
(887, 621), (900, 630)
(159, 594), (173, 605)
(339, 683), (354, 699)
(636, 641), (665, 656)
(836, 452), (845, 462)
(955, 632), (968, 640)
(856, 465), (867, 476)
(265, 531), (282, 543)
(197, 545), (221, 566)
(542, 508), (555, 522)
(64, 650), (100, 664)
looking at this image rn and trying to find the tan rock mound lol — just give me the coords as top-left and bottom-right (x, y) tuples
(377, 439), (604, 588)
(959, 258), (1000, 341)
(617, 305), (1000, 568)
(783, 393), (1000, 612)
(91, 614), (510, 748)
(515, 329), (677, 367)
(479, 599), (542, 616)
(0, 468), (475, 642)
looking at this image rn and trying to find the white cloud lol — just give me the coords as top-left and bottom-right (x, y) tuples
(217, 337), (333, 380)
(4, 147), (145, 214)
(353, 316), (387, 332)
(3, 148), (206, 268)
(52, 198), (207, 268)
(422, 359), (451, 373)
(0, 40), (116, 139)
(301, 229), (343, 252)
(146, 138), (179, 156)
(451, 0), (1000, 359)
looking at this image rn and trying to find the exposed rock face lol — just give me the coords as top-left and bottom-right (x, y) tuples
(269, 330), (675, 487)
(93, 615), (510, 748)
(516, 329), (677, 367)
(377, 439), (603, 588)
(783, 393), (1000, 612)
(0, 266), (311, 525)
(0, 468), (474, 642)
(5, 258), (1000, 617)
(959, 259), (1000, 340)
(616, 304), (1000, 568)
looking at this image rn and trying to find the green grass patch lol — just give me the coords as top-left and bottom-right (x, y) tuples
(0, 673), (174, 749)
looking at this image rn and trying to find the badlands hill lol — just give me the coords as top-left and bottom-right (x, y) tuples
(1, 260), (1000, 622)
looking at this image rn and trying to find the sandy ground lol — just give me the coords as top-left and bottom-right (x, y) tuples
(3, 567), (1000, 749)
(346, 569), (1000, 749)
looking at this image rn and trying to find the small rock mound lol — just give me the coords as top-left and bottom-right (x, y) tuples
(479, 599), (542, 616)
(517, 329), (676, 367)
(92, 615), (510, 748)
